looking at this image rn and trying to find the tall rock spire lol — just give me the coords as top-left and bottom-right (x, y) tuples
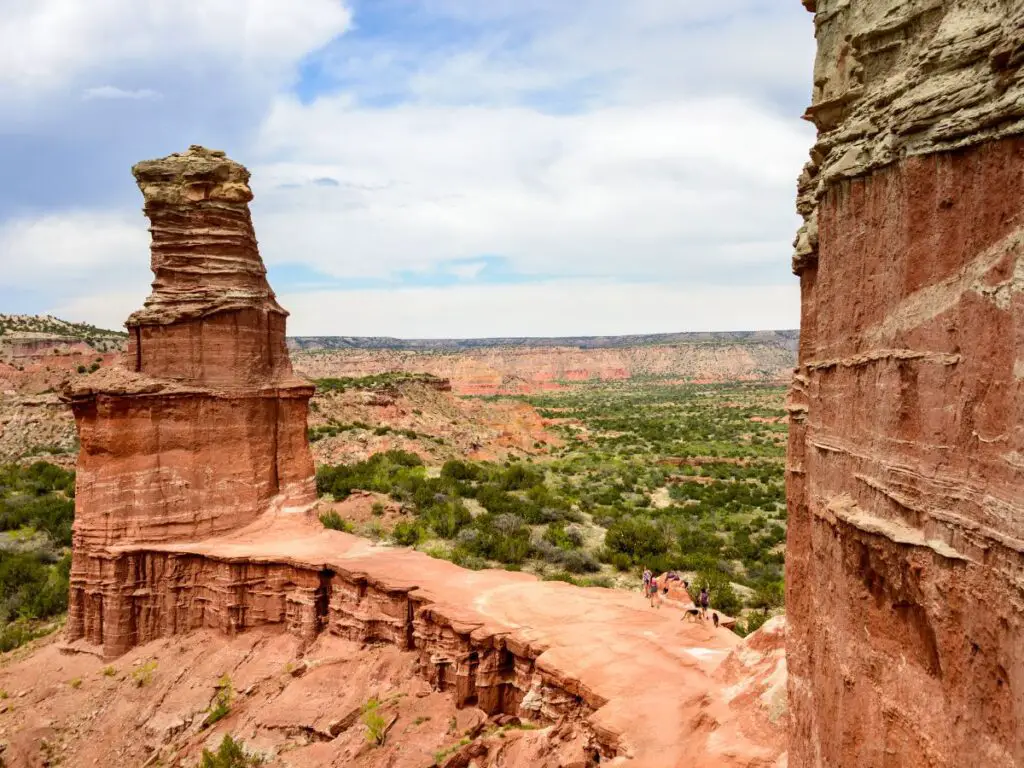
(63, 146), (315, 560)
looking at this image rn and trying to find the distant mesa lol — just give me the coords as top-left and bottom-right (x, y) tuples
(287, 329), (800, 351)
(288, 330), (800, 396)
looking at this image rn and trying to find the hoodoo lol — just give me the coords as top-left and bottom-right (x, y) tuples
(63, 146), (317, 653)
(789, 3), (1024, 767)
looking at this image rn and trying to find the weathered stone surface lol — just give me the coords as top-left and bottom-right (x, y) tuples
(62, 145), (316, 579)
(789, 2), (1024, 767)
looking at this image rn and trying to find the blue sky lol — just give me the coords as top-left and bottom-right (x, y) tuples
(0, 0), (816, 337)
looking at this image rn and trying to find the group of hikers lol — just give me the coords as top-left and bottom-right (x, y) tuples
(641, 566), (719, 628)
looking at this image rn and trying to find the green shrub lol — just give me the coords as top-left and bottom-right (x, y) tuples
(132, 660), (158, 687)
(603, 518), (668, 563)
(198, 734), (264, 768)
(0, 551), (70, 624)
(440, 459), (482, 482)
(741, 611), (769, 636)
(0, 620), (49, 652)
(204, 674), (233, 727)
(500, 463), (544, 491)
(542, 521), (582, 550)
(422, 500), (471, 539)
(460, 513), (532, 565)
(391, 520), (424, 546)
(319, 510), (352, 532)
(362, 698), (388, 746)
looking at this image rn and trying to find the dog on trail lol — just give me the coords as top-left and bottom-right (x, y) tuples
(681, 607), (701, 623)
(712, 612), (720, 629)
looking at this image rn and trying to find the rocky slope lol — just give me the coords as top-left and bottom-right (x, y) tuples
(0, 324), (124, 467)
(292, 339), (797, 396)
(0, 588), (788, 768)
(307, 375), (557, 466)
(788, 2), (1024, 767)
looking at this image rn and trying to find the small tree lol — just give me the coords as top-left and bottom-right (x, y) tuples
(362, 698), (388, 746)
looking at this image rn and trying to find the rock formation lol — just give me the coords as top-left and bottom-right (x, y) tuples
(64, 145), (317, 640)
(789, 3), (1024, 767)
(80, 146), (316, 539)
(52, 146), (786, 767)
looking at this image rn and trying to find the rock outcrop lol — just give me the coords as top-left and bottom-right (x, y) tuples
(789, 3), (1024, 767)
(52, 146), (786, 768)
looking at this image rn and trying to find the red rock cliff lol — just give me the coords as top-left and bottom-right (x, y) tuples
(789, 3), (1024, 767)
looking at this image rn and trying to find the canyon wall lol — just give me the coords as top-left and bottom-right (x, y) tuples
(788, 2), (1024, 767)
(292, 341), (797, 396)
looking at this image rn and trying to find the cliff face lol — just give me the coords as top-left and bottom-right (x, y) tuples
(789, 3), (1024, 767)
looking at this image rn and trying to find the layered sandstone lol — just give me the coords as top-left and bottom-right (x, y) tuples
(789, 3), (1024, 767)
(63, 145), (315, 555)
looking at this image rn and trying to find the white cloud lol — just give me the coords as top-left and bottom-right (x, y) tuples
(279, 281), (800, 337)
(82, 86), (161, 101)
(447, 261), (489, 280)
(0, 210), (147, 286)
(0, 0), (815, 336)
(249, 94), (811, 283)
(0, 0), (351, 93)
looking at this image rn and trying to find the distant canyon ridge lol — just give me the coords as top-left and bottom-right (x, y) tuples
(288, 329), (799, 395)
(0, 316), (797, 464)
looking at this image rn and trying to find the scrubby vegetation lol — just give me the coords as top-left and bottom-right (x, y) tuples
(313, 372), (445, 394)
(204, 674), (234, 727)
(0, 461), (76, 650)
(362, 697), (389, 746)
(197, 734), (264, 768)
(314, 382), (788, 623)
(0, 462), (75, 545)
(0, 313), (127, 340)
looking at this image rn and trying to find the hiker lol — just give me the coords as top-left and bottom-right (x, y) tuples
(699, 587), (710, 619)
(649, 576), (661, 609)
(642, 566), (652, 598)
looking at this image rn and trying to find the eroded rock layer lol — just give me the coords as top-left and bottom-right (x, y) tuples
(789, 3), (1024, 767)
(63, 145), (316, 588)
(62, 517), (786, 767)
